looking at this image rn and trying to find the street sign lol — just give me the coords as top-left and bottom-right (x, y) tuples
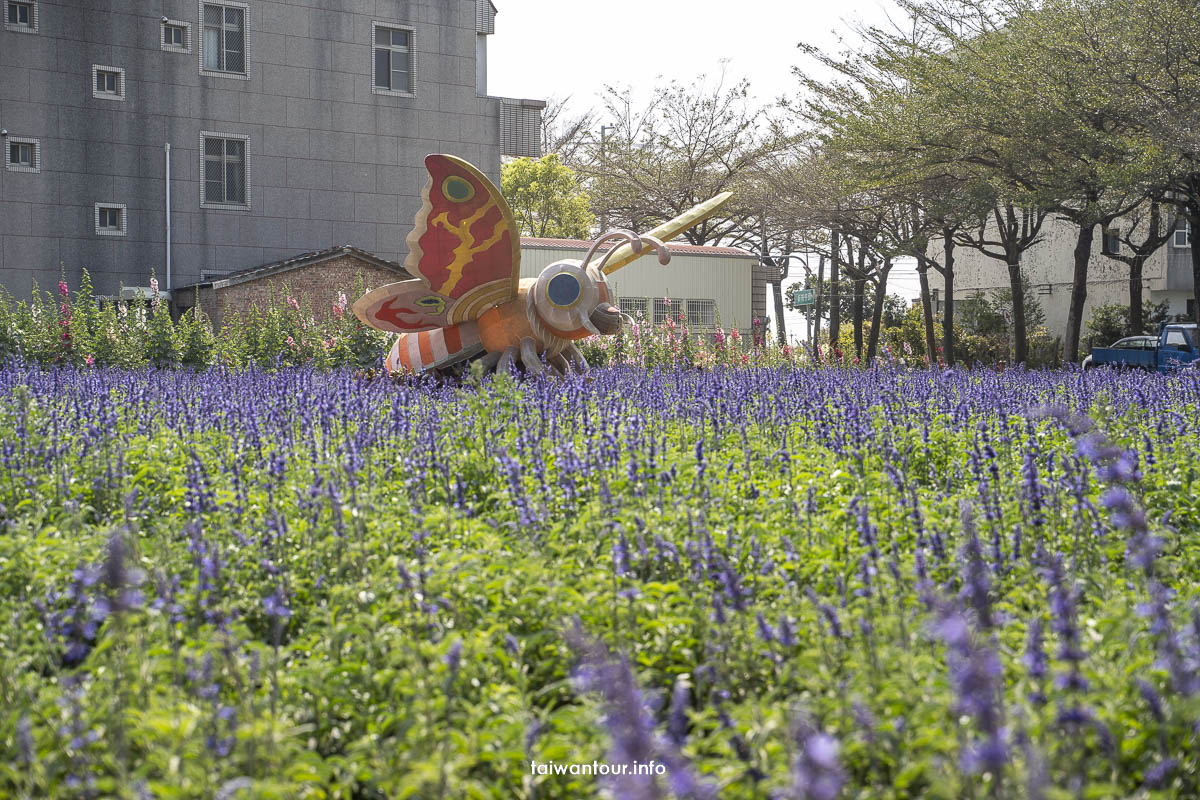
(792, 288), (815, 307)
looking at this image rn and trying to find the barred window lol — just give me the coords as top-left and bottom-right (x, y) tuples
(475, 0), (495, 34)
(202, 2), (246, 75)
(5, 0), (36, 32)
(6, 137), (39, 172)
(652, 298), (680, 325)
(618, 297), (648, 319)
(201, 133), (249, 208)
(95, 203), (127, 236)
(162, 19), (191, 52)
(373, 25), (413, 94)
(9, 142), (32, 166)
(92, 65), (125, 100)
(686, 299), (716, 328)
(501, 100), (541, 158)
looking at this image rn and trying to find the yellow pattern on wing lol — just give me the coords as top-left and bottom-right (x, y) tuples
(428, 198), (507, 296)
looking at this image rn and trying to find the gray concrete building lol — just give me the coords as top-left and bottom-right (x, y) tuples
(0, 0), (542, 300)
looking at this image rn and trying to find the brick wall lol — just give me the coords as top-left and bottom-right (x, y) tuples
(190, 255), (404, 327)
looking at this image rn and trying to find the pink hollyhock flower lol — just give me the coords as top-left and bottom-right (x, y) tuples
(287, 296), (300, 311)
(58, 280), (69, 297)
(85, 355), (94, 365)
(149, 277), (159, 294)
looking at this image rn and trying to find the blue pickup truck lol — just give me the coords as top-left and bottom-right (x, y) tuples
(1084, 323), (1200, 372)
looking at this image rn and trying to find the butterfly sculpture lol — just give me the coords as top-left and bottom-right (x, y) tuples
(353, 154), (732, 376)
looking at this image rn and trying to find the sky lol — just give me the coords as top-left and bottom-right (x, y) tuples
(488, 0), (919, 343)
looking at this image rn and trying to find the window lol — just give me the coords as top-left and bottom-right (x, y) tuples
(1175, 220), (1192, 249)
(652, 298), (680, 325)
(5, 136), (39, 173)
(372, 23), (414, 95)
(201, 1), (248, 77)
(9, 142), (32, 166)
(1165, 329), (1191, 351)
(162, 19), (191, 52)
(686, 299), (716, 328)
(501, 100), (542, 158)
(5, 0), (36, 32)
(475, 0), (495, 34)
(200, 132), (250, 209)
(1102, 227), (1120, 255)
(95, 203), (127, 236)
(618, 297), (649, 319)
(92, 65), (125, 100)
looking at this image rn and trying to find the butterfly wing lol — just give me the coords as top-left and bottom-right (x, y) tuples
(406, 154), (521, 324)
(353, 278), (450, 333)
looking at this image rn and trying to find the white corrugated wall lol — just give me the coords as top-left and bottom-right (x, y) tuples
(519, 246), (755, 334)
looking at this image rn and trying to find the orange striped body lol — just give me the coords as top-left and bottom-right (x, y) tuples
(476, 280), (612, 353)
(385, 279), (614, 374)
(386, 321), (484, 373)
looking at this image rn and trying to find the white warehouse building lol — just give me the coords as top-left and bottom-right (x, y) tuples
(519, 237), (760, 337)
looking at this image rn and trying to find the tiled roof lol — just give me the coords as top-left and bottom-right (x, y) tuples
(520, 237), (753, 258)
(178, 245), (410, 290)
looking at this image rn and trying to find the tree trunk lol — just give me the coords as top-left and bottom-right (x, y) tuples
(853, 277), (865, 359)
(772, 279), (787, 345)
(865, 261), (891, 363)
(813, 254), (824, 359)
(1130, 256), (1145, 335)
(829, 230), (841, 349)
(1063, 221), (1096, 364)
(942, 229), (956, 366)
(917, 260), (937, 363)
(1007, 260), (1028, 365)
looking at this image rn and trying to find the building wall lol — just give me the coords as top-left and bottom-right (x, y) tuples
(926, 213), (1191, 337)
(0, 0), (510, 300)
(176, 253), (403, 327)
(519, 245), (755, 335)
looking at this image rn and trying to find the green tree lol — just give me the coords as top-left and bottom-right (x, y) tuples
(1085, 300), (1169, 348)
(501, 154), (594, 239)
(582, 73), (788, 247)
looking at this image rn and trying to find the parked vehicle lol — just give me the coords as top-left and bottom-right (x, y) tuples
(1084, 323), (1200, 372)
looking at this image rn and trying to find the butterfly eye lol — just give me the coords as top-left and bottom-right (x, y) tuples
(441, 175), (475, 203)
(416, 295), (446, 315)
(546, 273), (581, 307)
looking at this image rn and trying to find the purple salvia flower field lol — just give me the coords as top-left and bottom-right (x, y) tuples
(1, 362), (1199, 797)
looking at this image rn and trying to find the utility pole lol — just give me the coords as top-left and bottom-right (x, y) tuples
(813, 253), (825, 360)
(599, 124), (615, 232)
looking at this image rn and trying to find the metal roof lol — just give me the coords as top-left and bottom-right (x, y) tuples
(177, 245), (410, 291)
